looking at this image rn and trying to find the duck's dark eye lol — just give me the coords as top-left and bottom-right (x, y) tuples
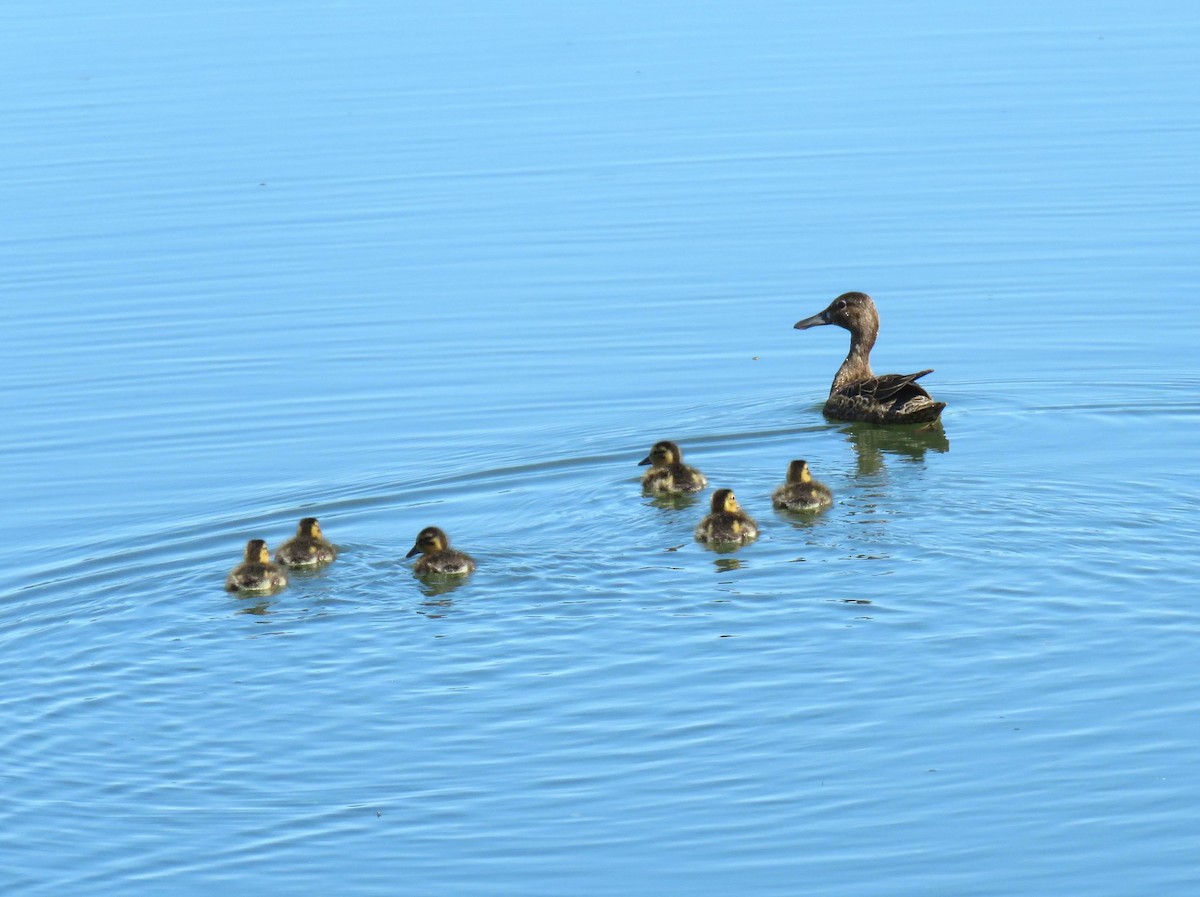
(834, 299), (847, 310)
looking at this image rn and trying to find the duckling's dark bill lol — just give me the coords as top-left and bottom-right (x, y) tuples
(637, 455), (652, 466)
(794, 311), (830, 329)
(405, 545), (421, 558)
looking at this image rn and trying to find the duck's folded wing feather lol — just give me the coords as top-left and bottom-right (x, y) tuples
(841, 369), (934, 402)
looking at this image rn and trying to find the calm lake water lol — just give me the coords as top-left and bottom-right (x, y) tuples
(3, 2), (1199, 895)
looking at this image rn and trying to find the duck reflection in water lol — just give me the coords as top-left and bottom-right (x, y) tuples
(417, 577), (468, 602)
(236, 599), (274, 617)
(842, 420), (949, 477)
(647, 490), (702, 513)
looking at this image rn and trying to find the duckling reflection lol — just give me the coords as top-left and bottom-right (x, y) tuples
(406, 526), (476, 576)
(647, 490), (702, 513)
(416, 574), (469, 601)
(225, 539), (288, 594)
(772, 460), (833, 512)
(639, 440), (707, 494)
(416, 590), (460, 613)
(794, 292), (945, 424)
(695, 488), (758, 546)
(275, 517), (337, 567)
(236, 600), (273, 616)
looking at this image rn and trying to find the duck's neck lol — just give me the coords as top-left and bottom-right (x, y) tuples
(831, 326), (876, 394)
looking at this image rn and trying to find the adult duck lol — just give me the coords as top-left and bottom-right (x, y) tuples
(794, 292), (945, 425)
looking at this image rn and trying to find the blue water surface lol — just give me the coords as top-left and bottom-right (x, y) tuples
(2, 2), (1199, 895)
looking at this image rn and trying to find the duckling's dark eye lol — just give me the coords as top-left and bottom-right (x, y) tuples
(834, 299), (847, 310)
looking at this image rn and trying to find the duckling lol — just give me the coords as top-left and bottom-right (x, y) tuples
(772, 459), (833, 512)
(638, 440), (707, 494)
(694, 488), (759, 544)
(275, 517), (337, 567)
(406, 526), (476, 576)
(794, 292), (945, 424)
(224, 539), (288, 594)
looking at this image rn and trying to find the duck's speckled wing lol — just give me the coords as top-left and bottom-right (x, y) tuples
(839, 369), (934, 402)
(827, 369), (944, 424)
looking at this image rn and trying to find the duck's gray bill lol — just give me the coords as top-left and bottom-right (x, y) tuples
(793, 311), (830, 330)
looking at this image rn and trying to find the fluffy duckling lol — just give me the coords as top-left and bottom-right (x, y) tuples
(694, 488), (759, 545)
(224, 539), (288, 594)
(406, 526), (476, 576)
(275, 517), (337, 567)
(638, 440), (707, 494)
(772, 460), (834, 512)
(794, 291), (945, 424)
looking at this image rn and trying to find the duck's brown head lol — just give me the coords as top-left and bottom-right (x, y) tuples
(297, 517), (323, 539)
(407, 526), (449, 557)
(639, 440), (682, 467)
(786, 460), (813, 484)
(710, 488), (741, 514)
(794, 291), (879, 336)
(244, 539), (270, 564)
